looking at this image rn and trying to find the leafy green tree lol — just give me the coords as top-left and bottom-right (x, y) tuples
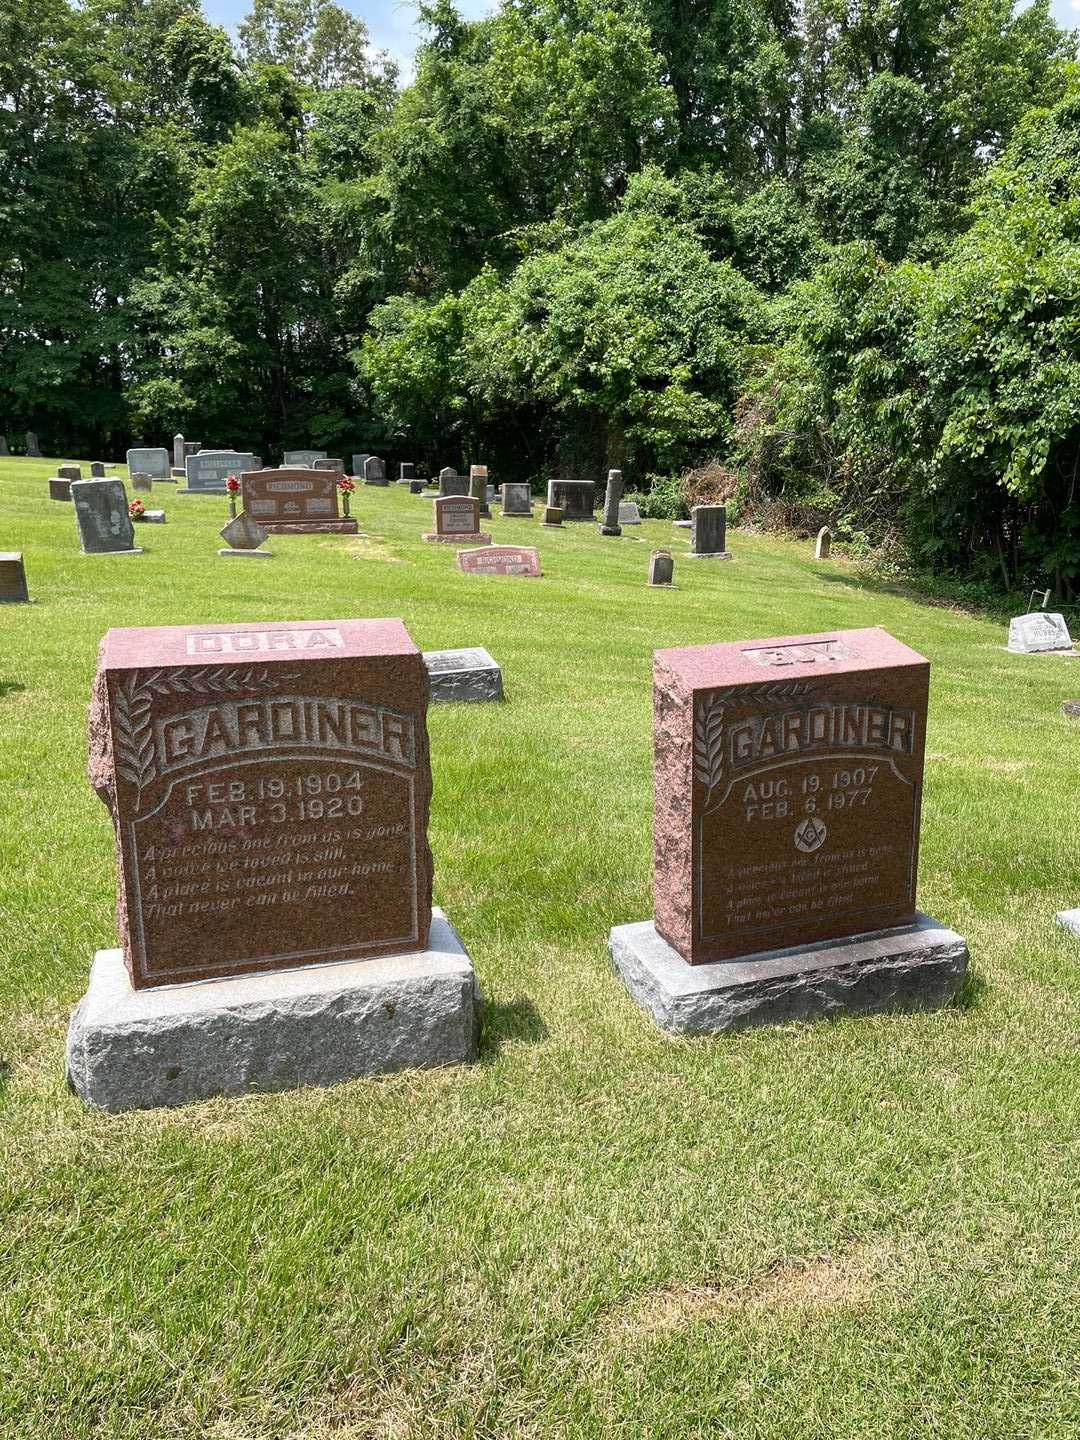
(238, 0), (397, 95)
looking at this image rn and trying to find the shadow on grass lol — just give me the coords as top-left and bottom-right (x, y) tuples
(952, 966), (988, 1011)
(0, 681), (25, 701)
(479, 994), (549, 1058)
(814, 569), (1016, 624)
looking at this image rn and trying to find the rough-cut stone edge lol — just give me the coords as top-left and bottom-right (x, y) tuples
(259, 520), (359, 534)
(1055, 908), (1080, 938)
(685, 551), (733, 560)
(217, 548), (273, 557)
(66, 909), (479, 1112)
(609, 914), (968, 1035)
(423, 649), (503, 703)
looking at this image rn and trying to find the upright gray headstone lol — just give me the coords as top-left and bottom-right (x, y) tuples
(57, 464), (82, 483)
(351, 453), (371, 476)
(72, 479), (141, 554)
(313, 458), (345, 477)
(546, 479), (594, 520)
(648, 550), (674, 587)
(439, 467), (469, 497)
(184, 441), (200, 459)
(469, 465), (490, 518)
(130, 472), (153, 494)
(689, 504), (729, 558)
(184, 451), (257, 493)
(619, 501), (642, 525)
(398, 462), (416, 483)
(25, 431), (42, 457)
(815, 526), (831, 560)
(126, 447), (170, 480)
(364, 456), (387, 487)
(90, 461), (106, 478)
(1007, 613), (1074, 654)
(0, 435), (8, 456)
(173, 433), (185, 470)
(599, 469), (624, 536)
(0, 552), (29, 602)
(500, 482), (532, 517)
(283, 449), (326, 466)
(409, 480), (425, 495)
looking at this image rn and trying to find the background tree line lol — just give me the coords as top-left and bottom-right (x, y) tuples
(2, 0), (1079, 590)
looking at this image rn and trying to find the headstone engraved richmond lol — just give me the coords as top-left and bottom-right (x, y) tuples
(608, 627), (969, 1035)
(648, 550), (674, 587)
(500, 482), (533, 517)
(599, 469), (624, 536)
(184, 451), (257, 494)
(457, 545), (541, 577)
(49, 477), (72, 502)
(72, 479), (142, 555)
(66, 617), (480, 1111)
(219, 511), (272, 558)
(26, 431), (42, 457)
(423, 647), (504, 703)
(1007, 613), (1074, 654)
(546, 479), (594, 520)
(241, 468), (358, 534)
(438, 467), (469, 497)
(283, 449), (326, 467)
(126, 447), (171, 481)
(689, 504), (730, 558)
(469, 465), (491, 518)
(424, 495), (491, 546)
(363, 456), (387, 487)
(815, 526), (831, 560)
(0, 553), (30, 603)
(619, 501), (642, 525)
(57, 464), (82, 483)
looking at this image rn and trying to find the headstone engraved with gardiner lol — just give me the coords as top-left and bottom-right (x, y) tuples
(609, 627), (969, 1034)
(469, 465), (491, 517)
(127, 447), (171, 481)
(457, 545), (541, 577)
(439, 467), (470, 498)
(0, 553), (30, 603)
(1007, 613), (1074, 654)
(424, 647), (504, 703)
(599, 469), (624, 536)
(185, 451), (257, 494)
(689, 504), (730, 558)
(500, 482), (533, 517)
(241, 468), (358, 534)
(283, 449), (326, 467)
(363, 456), (387, 487)
(546, 479), (594, 520)
(424, 495), (491, 546)
(72, 479), (142, 554)
(66, 617), (480, 1111)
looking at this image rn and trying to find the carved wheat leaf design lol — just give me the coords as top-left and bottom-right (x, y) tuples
(112, 666), (302, 809)
(693, 682), (815, 814)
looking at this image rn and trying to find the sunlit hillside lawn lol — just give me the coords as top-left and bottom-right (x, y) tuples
(1, 454), (1077, 1440)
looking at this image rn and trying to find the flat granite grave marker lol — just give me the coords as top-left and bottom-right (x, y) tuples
(546, 479), (594, 520)
(26, 430), (42, 457)
(0, 552), (29, 603)
(424, 495), (491, 545)
(241, 467), (358, 534)
(66, 616), (479, 1110)
(185, 451), (257, 494)
(599, 469), (624, 536)
(1007, 612), (1074, 654)
(423, 647), (504, 703)
(126, 447), (171, 480)
(57, 464), (82, 483)
(620, 501), (642, 525)
(438, 467), (470, 498)
(648, 550), (674, 587)
(49, 477), (72, 502)
(689, 504), (730, 558)
(283, 449), (326, 467)
(457, 545), (540, 577)
(816, 526), (832, 560)
(219, 511), (272, 557)
(72, 479), (142, 554)
(608, 627), (968, 1034)
(500, 482), (533, 517)
(364, 456), (387, 487)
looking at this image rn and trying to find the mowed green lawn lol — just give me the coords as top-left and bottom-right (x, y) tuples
(1, 455), (1077, 1440)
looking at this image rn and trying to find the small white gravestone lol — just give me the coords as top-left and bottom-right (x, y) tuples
(1007, 612), (1074, 654)
(126, 447), (171, 480)
(619, 502), (642, 525)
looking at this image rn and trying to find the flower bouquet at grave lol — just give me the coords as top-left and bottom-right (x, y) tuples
(226, 475), (240, 518)
(128, 498), (146, 522)
(338, 475), (356, 517)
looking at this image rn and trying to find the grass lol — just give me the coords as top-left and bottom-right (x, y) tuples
(1, 455), (1078, 1440)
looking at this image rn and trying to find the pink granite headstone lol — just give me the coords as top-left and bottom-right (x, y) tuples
(456, 545), (541, 576)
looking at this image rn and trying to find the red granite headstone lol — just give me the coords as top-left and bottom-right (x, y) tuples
(89, 618), (433, 989)
(240, 468), (358, 534)
(653, 627), (929, 964)
(456, 545), (541, 577)
(424, 495), (491, 545)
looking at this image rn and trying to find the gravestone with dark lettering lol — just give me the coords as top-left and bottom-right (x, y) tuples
(424, 495), (491, 545)
(599, 469), (624, 536)
(184, 441), (200, 459)
(184, 451), (257, 494)
(648, 550), (674, 587)
(457, 545), (540, 577)
(0, 553), (29, 603)
(49, 477), (72, 502)
(26, 431), (42, 457)
(423, 647), (503, 703)
(58, 464), (82, 483)
(1007, 613), (1074, 654)
(241, 467), (358, 534)
(283, 449), (326, 467)
(815, 526), (831, 560)
(689, 505), (730, 558)
(546, 479), (594, 520)
(72, 479), (142, 555)
(66, 616), (479, 1110)
(363, 456), (387, 487)
(469, 465), (491, 518)
(126, 447), (171, 481)
(500, 482), (533, 517)
(609, 627), (968, 1034)
(219, 511), (272, 557)
(438, 467), (470, 498)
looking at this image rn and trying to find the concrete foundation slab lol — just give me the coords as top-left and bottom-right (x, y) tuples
(609, 913), (968, 1035)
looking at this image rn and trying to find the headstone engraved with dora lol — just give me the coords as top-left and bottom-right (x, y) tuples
(609, 627), (968, 1035)
(66, 617), (480, 1111)
(241, 468), (358, 534)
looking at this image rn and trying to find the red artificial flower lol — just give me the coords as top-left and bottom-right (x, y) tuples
(225, 475), (241, 493)
(128, 498), (145, 517)
(338, 476), (356, 492)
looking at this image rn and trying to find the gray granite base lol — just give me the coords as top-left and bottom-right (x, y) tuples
(1055, 908), (1080, 938)
(609, 913), (968, 1035)
(218, 547), (273, 558)
(423, 647), (503, 702)
(685, 551), (732, 560)
(66, 909), (480, 1112)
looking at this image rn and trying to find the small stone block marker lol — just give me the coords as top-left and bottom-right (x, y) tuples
(424, 647), (504, 703)
(363, 456), (387, 487)
(457, 545), (541, 577)
(90, 462), (106, 478)
(241, 468), (358, 534)
(500, 482), (532, 516)
(219, 511), (272, 557)
(689, 504), (731, 558)
(126, 447), (171, 480)
(72, 479), (142, 554)
(609, 626), (967, 1034)
(409, 479), (425, 495)
(130, 472), (153, 493)
(438, 467), (470, 497)
(57, 464), (82, 483)
(541, 506), (562, 526)
(1062, 699), (1080, 720)
(619, 501), (642, 525)
(138, 509), (167, 524)
(1007, 612), (1074, 654)
(815, 526), (832, 560)
(0, 552), (29, 603)
(546, 478), (595, 520)
(1056, 908), (1080, 939)
(283, 449), (326, 466)
(648, 549), (674, 587)
(424, 495), (491, 546)
(599, 469), (624, 536)
(49, 477), (72, 502)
